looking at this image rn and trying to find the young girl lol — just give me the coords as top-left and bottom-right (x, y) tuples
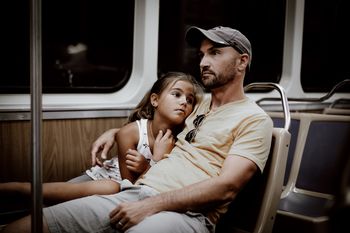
(0, 72), (203, 204)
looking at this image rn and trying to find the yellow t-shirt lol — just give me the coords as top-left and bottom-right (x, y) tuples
(136, 95), (273, 223)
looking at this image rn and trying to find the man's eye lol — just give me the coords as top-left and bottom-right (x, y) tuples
(211, 50), (220, 55)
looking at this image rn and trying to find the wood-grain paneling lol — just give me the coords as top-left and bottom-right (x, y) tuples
(0, 117), (127, 182)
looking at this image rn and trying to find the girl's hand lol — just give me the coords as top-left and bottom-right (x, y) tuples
(153, 129), (175, 162)
(125, 149), (150, 174)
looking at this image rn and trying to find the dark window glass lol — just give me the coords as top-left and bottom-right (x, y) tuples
(301, 0), (350, 92)
(1, 1), (30, 92)
(0, 0), (134, 94)
(157, 0), (286, 88)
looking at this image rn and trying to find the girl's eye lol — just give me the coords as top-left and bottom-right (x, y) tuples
(171, 91), (194, 105)
(171, 91), (181, 97)
(175, 92), (180, 97)
(186, 97), (194, 105)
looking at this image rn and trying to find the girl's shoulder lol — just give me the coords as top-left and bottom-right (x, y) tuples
(117, 121), (140, 142)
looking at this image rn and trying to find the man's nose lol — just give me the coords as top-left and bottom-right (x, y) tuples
(199, 56), (210, 70)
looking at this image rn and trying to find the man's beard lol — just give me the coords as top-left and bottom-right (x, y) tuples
(201, 70), (236, 90)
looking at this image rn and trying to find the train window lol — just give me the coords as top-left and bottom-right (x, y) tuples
(0, 0), (134, 94)
(301, 0), (350, 93)
(157, 0), (286, 87)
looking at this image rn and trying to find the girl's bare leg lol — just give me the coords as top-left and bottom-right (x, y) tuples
(0, 180), (120, 204)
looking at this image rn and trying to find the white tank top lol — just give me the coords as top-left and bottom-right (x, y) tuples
(136, 118), (153, 160)
(86, 118), (152, 182)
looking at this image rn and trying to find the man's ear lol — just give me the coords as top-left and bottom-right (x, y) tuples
(238, 53), (249, 71)
(150, 93), (159, 107)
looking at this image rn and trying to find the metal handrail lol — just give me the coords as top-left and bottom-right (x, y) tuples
(256, 79), (350, 104)
(244, 82), (291, 131)
(329, 98), (350, 109)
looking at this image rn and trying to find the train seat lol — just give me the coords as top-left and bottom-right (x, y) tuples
(268, 112), (301, 186)
(215, 127), (291, 233)
(215, 82), (291, 233)
(272, 113), (350, 233)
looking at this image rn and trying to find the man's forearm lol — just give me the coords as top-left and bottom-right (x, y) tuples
(145, 156), (258, 214)
(145, 177), (235, 214)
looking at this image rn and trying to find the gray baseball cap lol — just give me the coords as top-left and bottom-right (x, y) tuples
(185, 26), (252, 66)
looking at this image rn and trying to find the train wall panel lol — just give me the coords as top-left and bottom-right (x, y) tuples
(0, 117), (127, 182)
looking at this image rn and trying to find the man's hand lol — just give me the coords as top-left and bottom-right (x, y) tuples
(109, 199), (158, 231)
(91, 128), (119, 166)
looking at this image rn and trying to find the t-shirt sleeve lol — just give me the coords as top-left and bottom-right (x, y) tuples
(228, 115), (273, 173)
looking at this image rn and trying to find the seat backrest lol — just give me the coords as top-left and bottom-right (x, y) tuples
(294, 114), (350, 194)
(215, 128), (291, 233)
(268, 112), (300, 186)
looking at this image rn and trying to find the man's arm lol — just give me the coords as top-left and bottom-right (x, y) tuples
(90, 128), (119, 166)
(110, 155), (257, 230)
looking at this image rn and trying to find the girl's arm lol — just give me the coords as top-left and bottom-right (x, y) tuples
(115, 122), (140, 182)
(126, 129), (175, 174)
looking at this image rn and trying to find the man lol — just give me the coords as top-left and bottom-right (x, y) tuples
(2, 26), (273, 233)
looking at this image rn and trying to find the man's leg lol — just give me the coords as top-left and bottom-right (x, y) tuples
(126, 211), (214, 233)
(43, 194), (120, 232)
(42, 181), (146, 233)
(1, 180), (137, 233)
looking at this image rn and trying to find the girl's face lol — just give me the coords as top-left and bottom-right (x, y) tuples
(152, 80), (195, 125)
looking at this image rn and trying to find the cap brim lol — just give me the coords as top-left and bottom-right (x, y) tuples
(185, 26), (229, 48)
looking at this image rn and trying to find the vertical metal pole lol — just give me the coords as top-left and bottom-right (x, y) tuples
(30, 0), (43, 232)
